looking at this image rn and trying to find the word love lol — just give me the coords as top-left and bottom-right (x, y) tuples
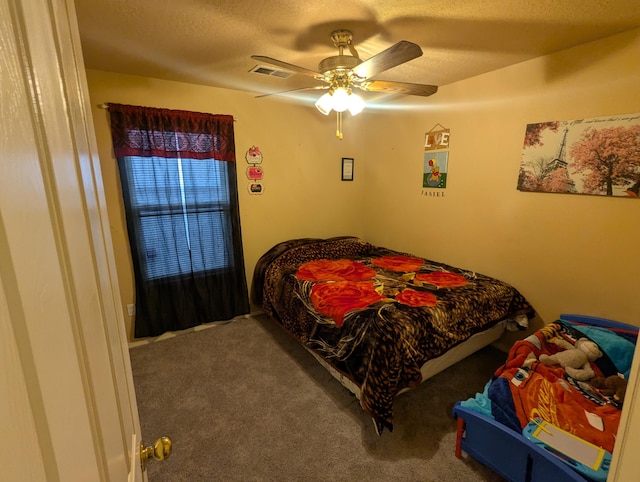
(424, 129), (450, 151)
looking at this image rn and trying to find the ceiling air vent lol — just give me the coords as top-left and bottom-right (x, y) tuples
(249, 65), (294, 79)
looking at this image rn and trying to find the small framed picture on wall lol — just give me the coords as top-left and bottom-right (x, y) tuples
(342, 157), (354, 181)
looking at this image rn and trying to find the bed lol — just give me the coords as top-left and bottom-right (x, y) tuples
(453, 314), (638, 482)
(251, 236), (534, 434)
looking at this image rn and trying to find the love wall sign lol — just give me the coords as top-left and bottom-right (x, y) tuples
(422, 125), (450, 191)
(424, 128), (450, 151)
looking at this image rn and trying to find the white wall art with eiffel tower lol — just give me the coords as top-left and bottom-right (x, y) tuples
(517, 113), (640, 198)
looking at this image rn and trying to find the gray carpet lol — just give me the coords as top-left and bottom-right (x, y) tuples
(130, 315), (507, 482)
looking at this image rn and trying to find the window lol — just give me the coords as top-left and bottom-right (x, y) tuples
(125, 155), (233, 280)
(108, 103), (249, 337)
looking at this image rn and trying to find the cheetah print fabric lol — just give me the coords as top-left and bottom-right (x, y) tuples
(251, 237), (534, 433)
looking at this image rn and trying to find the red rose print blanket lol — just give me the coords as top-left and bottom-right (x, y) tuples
(251, 237), (534, 433)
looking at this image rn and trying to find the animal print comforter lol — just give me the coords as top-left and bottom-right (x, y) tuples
(251, 236), (534, 433)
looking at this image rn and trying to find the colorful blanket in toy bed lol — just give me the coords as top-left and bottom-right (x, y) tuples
(462, 319), (636, 453)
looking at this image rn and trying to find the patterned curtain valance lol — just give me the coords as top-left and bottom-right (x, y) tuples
(108, 103), (236, 161)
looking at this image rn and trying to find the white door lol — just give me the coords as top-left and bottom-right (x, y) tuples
(1, 0), (144, 480)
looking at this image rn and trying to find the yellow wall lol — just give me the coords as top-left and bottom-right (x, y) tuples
(361, 28), (640, 328)
(87, 27), (640, 341)
(86, 72), (366, 340)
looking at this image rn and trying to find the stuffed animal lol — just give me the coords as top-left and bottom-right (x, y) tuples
(591, 375), (628, 404)
(539, 337), (602, 381)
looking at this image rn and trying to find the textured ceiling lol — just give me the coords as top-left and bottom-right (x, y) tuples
(75, 0), (640, 104)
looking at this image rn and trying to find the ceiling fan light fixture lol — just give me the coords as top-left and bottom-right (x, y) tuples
(315, 93), (333, 115)
(331, 87), (351, 112)
(347, 92), (365, 116)
(316, 89), (365, 116)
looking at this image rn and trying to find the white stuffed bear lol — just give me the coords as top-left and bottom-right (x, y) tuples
(539, 337), (602, 381)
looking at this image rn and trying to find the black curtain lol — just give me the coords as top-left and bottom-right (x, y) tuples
(108, 103), (249, 337)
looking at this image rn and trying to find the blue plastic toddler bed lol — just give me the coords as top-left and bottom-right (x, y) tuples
(453, 314), (638, 482)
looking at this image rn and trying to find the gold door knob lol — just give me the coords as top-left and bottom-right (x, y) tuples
(140, 436), (172, 471)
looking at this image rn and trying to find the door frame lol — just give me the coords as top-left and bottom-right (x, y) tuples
(1, 0), (143, 480)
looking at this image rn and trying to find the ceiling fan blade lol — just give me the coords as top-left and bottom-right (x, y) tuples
(251, 55), (321, 79)
(358, 80), (438, 97)
(255, 85), (328, 99)
(351, 40), (423, 80)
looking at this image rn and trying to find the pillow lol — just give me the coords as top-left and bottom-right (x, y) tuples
(561, 320), (636, 380)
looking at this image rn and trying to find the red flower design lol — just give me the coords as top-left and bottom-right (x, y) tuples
(297, 259), (376, 282)
(372, 255), (424, 272)
(415, 271), (468, 288)
(310, 281), (383, 327)
(395, 289), (438, 307)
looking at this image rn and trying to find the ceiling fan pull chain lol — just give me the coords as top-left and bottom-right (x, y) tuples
(336, 111), (343, 140)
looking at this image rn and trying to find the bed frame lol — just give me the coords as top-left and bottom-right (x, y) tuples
(309, 319), (507, 400)
(452, 314), (638, 482)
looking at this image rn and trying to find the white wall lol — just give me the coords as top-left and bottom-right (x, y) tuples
(86, 71), (367, 339)
(361, 28), (640, 328)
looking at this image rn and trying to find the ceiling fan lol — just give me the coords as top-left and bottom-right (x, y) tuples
(251, 30), (438, 139)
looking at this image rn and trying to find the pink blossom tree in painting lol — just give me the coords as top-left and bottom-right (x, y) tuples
(523, 121), (560, 148)
(569, 125), (640, 196)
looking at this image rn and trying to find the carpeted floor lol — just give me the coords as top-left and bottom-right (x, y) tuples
(130, 315), (507, 481)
